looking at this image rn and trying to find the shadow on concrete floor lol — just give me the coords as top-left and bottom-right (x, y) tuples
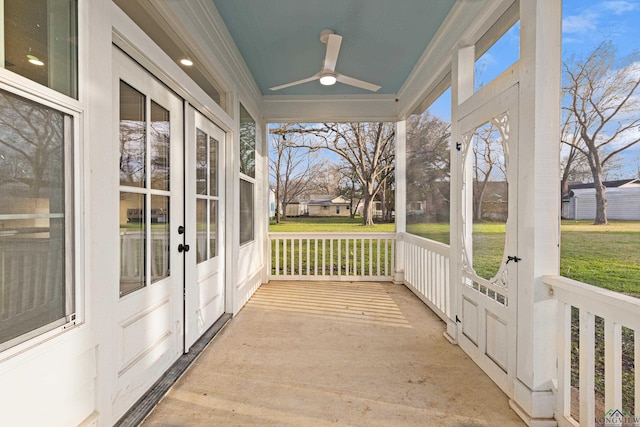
(142, 281), (525, 426)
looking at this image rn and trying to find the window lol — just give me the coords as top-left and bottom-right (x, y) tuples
(474, 19), (519, 91)
(239, 178), (254, 245)
(239, 104), (255, 178)
(239, 104), (255, 245)
(0, 88), (75, 352)
(2, 0), (78, 98)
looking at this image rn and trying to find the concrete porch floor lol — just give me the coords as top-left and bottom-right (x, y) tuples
(142, 281), (526, 426)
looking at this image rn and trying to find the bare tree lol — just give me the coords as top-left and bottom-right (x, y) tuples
(276, 122), (395, 226)
(472, 122), (507, 222)
(269, 126), (322, 223)
(406, 111), (451, 222)
(563, 41), (640, 224)
(0, 91), (64, 198)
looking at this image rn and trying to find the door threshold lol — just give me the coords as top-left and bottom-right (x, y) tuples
(114, 313), (233, 427)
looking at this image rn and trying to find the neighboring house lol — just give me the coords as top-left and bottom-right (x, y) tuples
(562, 179), (640, 220)
(269, 189), (276, 219)
(308, 195), (351, 217)
(284, 200), (308, 217)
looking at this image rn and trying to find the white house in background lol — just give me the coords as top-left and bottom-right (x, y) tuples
(269, 189), (276, 219)
(307, 195), (351, 217)
(284, 199), (308, 217)
(562, 179), (640, 220)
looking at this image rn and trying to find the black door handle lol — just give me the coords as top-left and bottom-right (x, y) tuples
(178, 243), (190, 253)
(506, 255), (521, 264)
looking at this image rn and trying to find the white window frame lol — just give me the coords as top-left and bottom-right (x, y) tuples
(0, 77), (84, 359)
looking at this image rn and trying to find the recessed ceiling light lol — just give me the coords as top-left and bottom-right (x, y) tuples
(180, 58), (193, 67)
(27, 54), (44, 66)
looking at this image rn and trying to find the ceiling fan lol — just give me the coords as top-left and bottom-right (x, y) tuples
(269, 29), (381, 92)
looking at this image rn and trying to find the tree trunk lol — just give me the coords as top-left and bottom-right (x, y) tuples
(362, 191), (375, 226)
(593, 180), (608, 225)
(275, 180), (281, 223)
(473, 182), (486, 222)
(589, 161), (608, 225)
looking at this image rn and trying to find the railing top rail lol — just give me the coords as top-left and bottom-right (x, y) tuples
(544, 274), (640, 328)
(399, 232), (450, 253)
(268, 232), (397, 239)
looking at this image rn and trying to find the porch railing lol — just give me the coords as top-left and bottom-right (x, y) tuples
(545, 275), (640, 427)
(399, 232), (451, 322)
(268, 232), (395, 281)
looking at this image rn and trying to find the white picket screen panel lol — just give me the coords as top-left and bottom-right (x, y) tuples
(545, 275), (640, 427)
(268, 232), (396, 281)
(400, 233), (451, 322)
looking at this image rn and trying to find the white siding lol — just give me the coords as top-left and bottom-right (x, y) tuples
(570, 188), (640, 220)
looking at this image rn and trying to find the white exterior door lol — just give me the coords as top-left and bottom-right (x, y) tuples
(456, 83), (519, 395)
(184, 107), (226, 350)
(113, 48), (185, 417)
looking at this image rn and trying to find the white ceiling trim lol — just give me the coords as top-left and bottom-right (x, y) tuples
(262, 94), (399, 123)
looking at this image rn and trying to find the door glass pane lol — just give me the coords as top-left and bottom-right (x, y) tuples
(119, 82), (146, 187)
(196, 199), (207, 264)
(120, 192), (145, 295)
(470, 120), (508, 280)
(196, 129), (207, 195)
(0, 89), (70, 348)
(150, 102), (170, 191)
(209, 136), (218, 197)
(151, 195), (169, 283)
(3, 0), (78, 98)
(209, 200), (217, 259)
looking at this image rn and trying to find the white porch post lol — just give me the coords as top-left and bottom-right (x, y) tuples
(394, 120), (406, 284)
(447, 44), (475, 343)
(510, 0), (562, 424)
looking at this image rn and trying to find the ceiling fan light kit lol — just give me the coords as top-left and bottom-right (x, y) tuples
(319, 73), (337, 86)
(269, 29), (381, 92)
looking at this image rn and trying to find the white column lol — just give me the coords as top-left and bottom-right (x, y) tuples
(394, 120), (406, 284)
(447, 43), (474, 343)
(510, 0), (562, 424)
(226, 89), (239, 314)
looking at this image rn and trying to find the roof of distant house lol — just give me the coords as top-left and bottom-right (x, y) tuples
(307, 195), (350, 205)
(568, 179), (639, 191)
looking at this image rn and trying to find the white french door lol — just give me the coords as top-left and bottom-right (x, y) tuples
(184, 107), (226, 350)
(456, 83), (519, 395)
(113, 48), (185, 417)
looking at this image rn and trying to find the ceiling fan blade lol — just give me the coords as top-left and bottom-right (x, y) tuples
(335, 73), (381, 92)
(269, 73), (320, 91)
(323, 34), (342, 73)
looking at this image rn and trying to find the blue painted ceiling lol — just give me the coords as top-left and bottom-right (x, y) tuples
(213, 0), (457, 96)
